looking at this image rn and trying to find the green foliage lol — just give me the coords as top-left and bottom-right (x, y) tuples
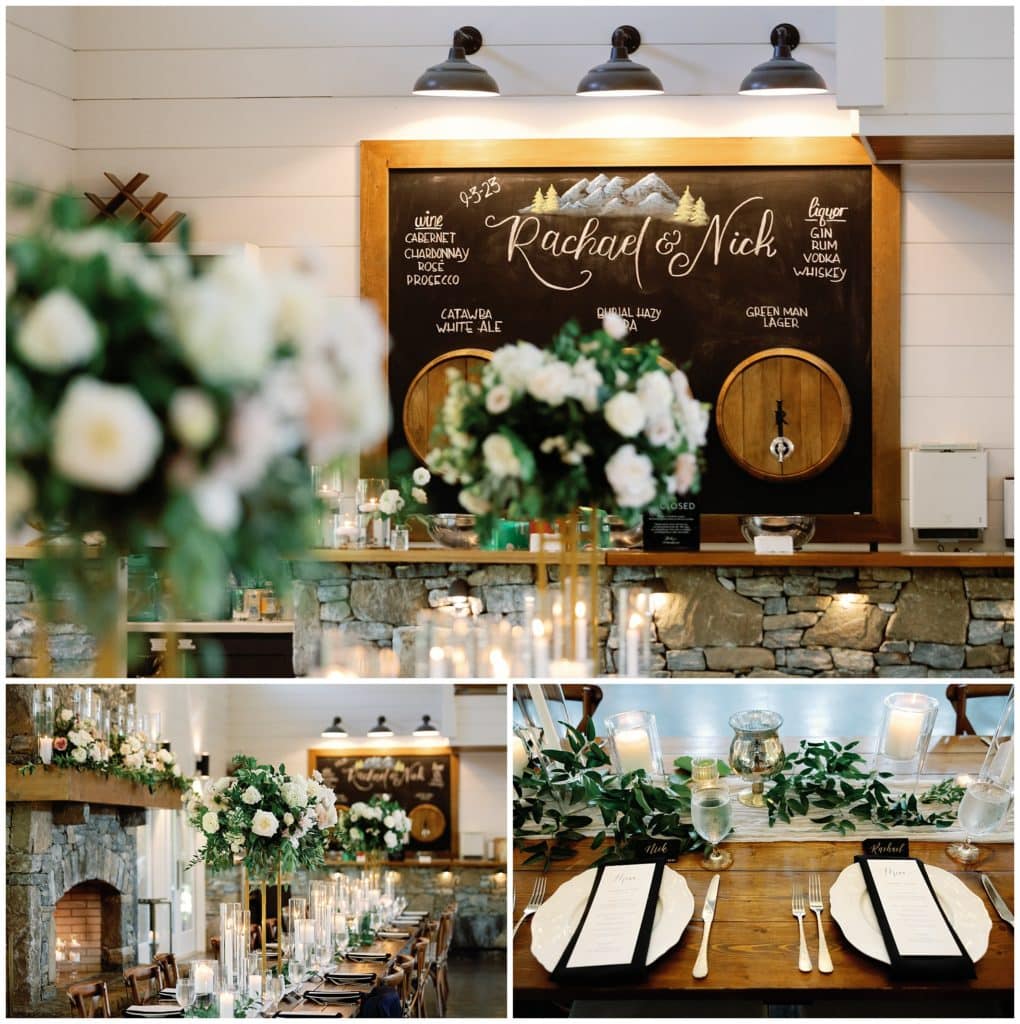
(920, 777), (968, 807)
(513, 721), (726, 867)
(766, 740), (959, 835)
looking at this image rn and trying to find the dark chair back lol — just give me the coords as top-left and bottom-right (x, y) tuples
(67, 980), (112, 1018)
(123, 963), (162, 1005)
(945, 683), (1013, 735)
(154, 951), (178, 987)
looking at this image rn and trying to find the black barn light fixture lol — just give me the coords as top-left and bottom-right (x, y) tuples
(368, 716), (395, 738)
(412, 715), (440, 737)
(321, 716), (348, 738)
(576, 25), (664, 98)
(413, 26), (500, 97)
(739, 23), (828, 96)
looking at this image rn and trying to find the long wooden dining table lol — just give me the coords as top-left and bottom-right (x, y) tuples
(512, 737), (1014, 1016)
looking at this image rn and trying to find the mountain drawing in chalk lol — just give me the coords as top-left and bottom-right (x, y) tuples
(518, 172), (708, 223)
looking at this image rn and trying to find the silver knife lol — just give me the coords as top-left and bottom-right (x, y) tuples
(692, 874), (720, 978)
(980, 874), (1014, 927)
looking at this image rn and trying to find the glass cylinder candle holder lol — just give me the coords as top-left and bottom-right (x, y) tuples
(877, 692), (940, 781)
(616, 587), (652, 677)
(191, 959), (219, 1004)
(334, 498), (360, 549)
(32, 686), (55, 737)
(356, 478), (390, 548)
(979, 687), (1014, 790)
(390, 524), (410, 551)
(605, 710), (664, 778)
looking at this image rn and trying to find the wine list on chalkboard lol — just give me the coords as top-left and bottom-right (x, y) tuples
(387, 164), (874, 519)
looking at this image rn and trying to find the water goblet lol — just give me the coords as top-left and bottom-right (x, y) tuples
(174, 976), (196, 1012)
(691, 785), (734, 871)
(946, 777), (1012, 864)
(264, 974), (284, 1013)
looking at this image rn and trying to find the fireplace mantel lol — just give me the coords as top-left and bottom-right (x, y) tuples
(6, 764), (184, 811)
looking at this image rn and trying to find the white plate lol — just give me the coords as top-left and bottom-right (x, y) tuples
(530, 866), (694, 972)
(829, 862), (992, 964)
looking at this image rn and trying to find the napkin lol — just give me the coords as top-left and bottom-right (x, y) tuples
(345, 952), (389, 963)
(158, 988), (177, 999)
(325, 971), (376, 984)
(276, 1007), (347, 1017)
(123, 1007), (182, 1017)
(855, 856), (976, 980)
(305, 990), (363, 1003)
(551, 860), (665, 983)
(376, 930), (411, 939)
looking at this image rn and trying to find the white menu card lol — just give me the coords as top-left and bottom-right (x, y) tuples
(565, 863), (657, 969)
(867, 859), (961, 957)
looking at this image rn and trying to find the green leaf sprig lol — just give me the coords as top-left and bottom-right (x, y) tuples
(766, 740), (959, 836)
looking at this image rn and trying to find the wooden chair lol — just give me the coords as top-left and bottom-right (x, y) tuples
(428, 908), (455, 1017)
(945, 684), (1013, 735)
(559, 684), (603, 732)
(393, 954), (415, 1015)
(408, 937), (430, 1017)
(154, 951), (178, 988)
(67, 980), (112, 1018)
(123, 964), (162, 1005)
(210, 936), (220, 958)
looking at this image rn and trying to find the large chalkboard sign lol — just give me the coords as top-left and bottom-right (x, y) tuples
(308, 747), (458, 856)
(362, 139), (900, 543)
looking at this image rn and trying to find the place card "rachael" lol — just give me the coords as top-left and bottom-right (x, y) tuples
(862, 837), (910, 858)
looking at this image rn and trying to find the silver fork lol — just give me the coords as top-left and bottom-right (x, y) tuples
(808, 873), (833, 974)
(512, 876), (547, 938)
(792, 884), (812, 972)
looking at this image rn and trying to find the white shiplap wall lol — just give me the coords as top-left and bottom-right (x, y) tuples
(6, 5), (1014, 545)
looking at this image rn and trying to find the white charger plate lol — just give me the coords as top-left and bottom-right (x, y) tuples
(829, 862), (992, 964)
(530, 866), (694, 972)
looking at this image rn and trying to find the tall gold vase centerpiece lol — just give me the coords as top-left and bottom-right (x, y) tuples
(7, 189), (389, 677)
(186, 756), (338, 992)
(426, 316), (711, 674)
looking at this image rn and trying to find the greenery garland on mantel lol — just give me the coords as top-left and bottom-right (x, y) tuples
(513, 728), (963, 868)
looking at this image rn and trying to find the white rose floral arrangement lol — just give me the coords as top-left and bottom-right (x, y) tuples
(6, 190), (389, 649)
(186, 755), (337, 878)
(426, 316), (710, 528)
(334, 793), (412, 856)
(375, 464), (432, 528)
(21, 706), (188, 793)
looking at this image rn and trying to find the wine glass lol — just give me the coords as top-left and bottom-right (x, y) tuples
(264, 974), (284, 1013)
(174, 976), (196, 1012)
(691, 785), (734, 870)
(946, 777), (1012, 864)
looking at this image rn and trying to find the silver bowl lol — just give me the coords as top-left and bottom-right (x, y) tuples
(739, 515), (816, 550)
(426, 513), (479, 549)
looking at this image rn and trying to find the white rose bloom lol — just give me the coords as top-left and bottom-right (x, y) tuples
(52, 377), (162, 493)
(602, 312), (629, 340)
(284, 812), (295, 826)
(636, 371), (674, 419)
(316, 803), (338, 829)
(125, 752), (144, 770)
(281, 780), (307, 809)
(169, 389), (219, 450)
(526, 359), (573, 407)
(645, 415), (677, 448)
(172, 764), (182, 777)
(15, 290), (99, 372)
(378, 489), (404, 516)
(189, 474), (241, 533)
(71, 747), (88, 764)
(484, 383), (512, 415)
(251, 810), (280, 838)
(349, 827), (363, 842)
(411, 486), (427, 504)
(60, 709), (74, 724)
(490, 342), (544, 392)
(241, 786), (262, 805)
(274, 269), (328, 345)
(678, 394), (710, 449)
(412, 467), (431, 486)
(384, 830), (398, 849)
(669, 452), (698, 495)
(6, 467), (35, 531)
(605, 444), (658, 509)
(157, 749), (174, 764)
(603, 392), (646, 438)
(458, 488), (491, 515)
(383, 814), (396, 829)
(482, 434), (522, 479)
(312, 770), (324, 783)
(670, 369), (692, 403)
(88, 743), (103, 761)
(172, 256), (275, 386)
(568, 357), (603, 412)
(202, 811), (220, 834)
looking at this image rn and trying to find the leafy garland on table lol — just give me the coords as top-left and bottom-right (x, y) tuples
(18, 707), (189, 793)
(514, 733), (966, 866)
(185, 755), (337, 879)
(513, 720), (730, 868)
(765, 740), (961, 836)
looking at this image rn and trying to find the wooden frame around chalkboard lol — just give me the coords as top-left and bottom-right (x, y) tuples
(361, 138), (901, 543)
(308, 746), (459, 856)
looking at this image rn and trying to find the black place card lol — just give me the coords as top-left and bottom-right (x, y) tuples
(642, 498), (700, 552)
(862, 837), (910, 858)
(631, 838), (685, 860)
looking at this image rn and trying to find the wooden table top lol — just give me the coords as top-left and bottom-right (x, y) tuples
(513, 738), (1014, 1001)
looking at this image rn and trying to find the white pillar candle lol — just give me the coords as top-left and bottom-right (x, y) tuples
(884, 707), (923, 760)
(614, 727), (655, 774)
(511, 736), (528, 775)
(527, 683), (557, 748)
(218, 991), (235, 1018)
(549, 659), (589, 678)
(38, 736), (53, 765)
(194, 963), (215, 995)
(428, 646), (445, 679)
(624, 612), (643, 676)
(335, 520), (359, 547)
(530, 624), (550, 678)
(574, 601), (587, 660)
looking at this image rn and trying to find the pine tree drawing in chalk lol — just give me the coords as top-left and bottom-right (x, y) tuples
(543, 184), (560, 212)
(673, 185), (695, 223)
(691, 196), (709, 227)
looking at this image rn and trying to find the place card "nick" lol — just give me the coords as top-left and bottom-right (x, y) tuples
(630, 838), (686, 860)
(863, 837), (910, 858)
